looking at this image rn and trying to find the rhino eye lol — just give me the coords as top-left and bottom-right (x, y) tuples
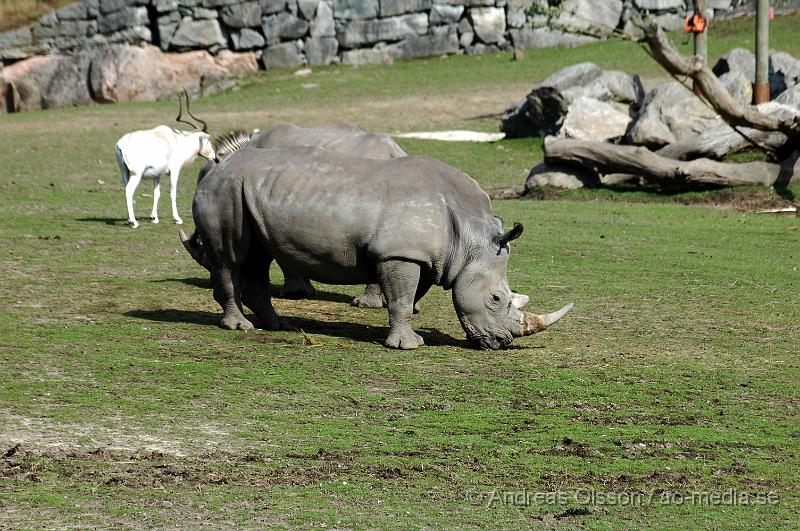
(492, 294), (501, 302)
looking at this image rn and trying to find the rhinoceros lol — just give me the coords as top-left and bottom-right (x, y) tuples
(180, 145), (572, 349)
(198, 123), (407, 308)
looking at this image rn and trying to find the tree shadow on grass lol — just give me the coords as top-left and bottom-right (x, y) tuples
(124, 308), (473, 348)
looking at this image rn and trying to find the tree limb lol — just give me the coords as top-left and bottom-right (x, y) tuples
(643, 23), (800, 138)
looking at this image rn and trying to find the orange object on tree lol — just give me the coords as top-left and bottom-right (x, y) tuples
(684, 14), (707, 33)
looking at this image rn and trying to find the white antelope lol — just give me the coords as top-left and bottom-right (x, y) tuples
(114, 92), (216, 228)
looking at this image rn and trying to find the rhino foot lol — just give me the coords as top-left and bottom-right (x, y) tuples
(352, 292), (385, 308)
(385, 330), (424, 350)
(221, 315), (254, 331)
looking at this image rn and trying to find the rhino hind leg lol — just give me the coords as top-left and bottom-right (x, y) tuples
(241, 248), (292, 331)
(279, 268), (317, 300)
(377, 260), (425, 350)
(353, 283), (423, 314)
(212, 267), (254, 331)
(352, 283), (385, 308)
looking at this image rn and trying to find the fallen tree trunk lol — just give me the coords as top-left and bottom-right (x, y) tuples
(656, 125), (788, 160)
(545, 138), (798, 187)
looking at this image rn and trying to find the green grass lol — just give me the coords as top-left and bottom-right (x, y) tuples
(1, 15), (799, 528)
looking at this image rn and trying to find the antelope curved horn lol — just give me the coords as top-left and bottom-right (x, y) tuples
(520, 303), (574, 336)
(175, 90), (197, 130)
(183, 88), (208, 132)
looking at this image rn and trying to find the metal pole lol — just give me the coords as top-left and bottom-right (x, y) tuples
(754, 0), (770, 103)
(693, 0), (708, 97)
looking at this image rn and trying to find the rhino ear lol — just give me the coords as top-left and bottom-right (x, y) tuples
(498, 222), (523, 247)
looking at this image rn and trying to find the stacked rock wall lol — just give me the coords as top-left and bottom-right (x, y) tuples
(4, 0), (799, 70)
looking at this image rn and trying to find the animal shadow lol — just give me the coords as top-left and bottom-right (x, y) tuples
(154, 276), (356, 304)
(125, 309), (467, 348)
(76, 217), (126, 226)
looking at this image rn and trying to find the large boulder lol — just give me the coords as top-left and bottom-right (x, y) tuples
(379, 0), (432, 16)
(556, 96), (633, 142)
(769, 51), (800, 98)
(262, 13), (310, 44)
(310, 0), (335, 37)
(332, 0), (379, 20)
(712, 47), (788, 99)
(305, 36), (338, 64)
(626, 82), (720, 148)
(524, 162), (598, 191)
(501, 62), (643, 138)
(262, 41), (304, 68)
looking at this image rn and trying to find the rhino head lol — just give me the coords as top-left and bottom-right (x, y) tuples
(451, 222), (573, 349)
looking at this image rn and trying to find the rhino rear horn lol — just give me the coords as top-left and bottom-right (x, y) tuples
(179, 229), (209, 271)
(520, 303), (574, 335)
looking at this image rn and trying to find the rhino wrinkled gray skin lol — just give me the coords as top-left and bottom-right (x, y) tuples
(198, 123), (407, 308)
(181, 146), (572, 349)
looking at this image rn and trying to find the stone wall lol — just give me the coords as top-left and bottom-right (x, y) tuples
(3, 0), (798, 70)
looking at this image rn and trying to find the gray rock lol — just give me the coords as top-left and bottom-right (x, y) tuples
(153, 0), (179, 13)
(525, 162), (595, 191)
(262, 40), (305, 68)
(712, 47), (755, 81)
(297, 0), (319, 19)
(770, 51), (800, 97)
(157, 22), (179, 50)
(469, 7), (505, 44)
(260, 0), (287, 14)
(444, 0), (495, 5)
(548, 0), (623, 37)
(55, 2), (90, 20)
(193, 6), (220, 18)
(305, 36), (338, 64)
(221, 2), (262, 27)
(775, 82), (800, 109)
(713, 47), (788, 98)
(333, 0), (379, 20)
(708, 0), (732, 8)
(170, 18), (228, 48)
(650, 12), (683, 31)
(310, 1), (336, 36)
(633, 0), (683, 9)
(33, 19), (97, 39)
(556, 96), (632, 141)
(379, 0), (432, 17)
(99, 0), (129, 15)
(466, 43), (500, 55)
(395, 24), (459, 58)
(232, 27), (266, 48)
(430, 4), (464, 24)
(0, 28), (33, 49)
(42, 54), (93, 109)
(457, 17), (472, 35)
(202, 0), (241, 7)
(262, 13), (310, 44)
(500, 62), (643, 138)
(506, 0), (534, 29)
(508, 27), (599, 50)
(342, 45), (394, 65)
(97, 7), (149, 33)
(626, 81), (722, 148)
(38, 11), (58, 27)
(719, 71), (752, 106)
(459, 31), (473, 47)
(337, 13), (428, 47)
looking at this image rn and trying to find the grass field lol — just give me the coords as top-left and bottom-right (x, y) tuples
(1, 15), (799, 528)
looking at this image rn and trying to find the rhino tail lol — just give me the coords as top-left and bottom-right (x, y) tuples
(179, 229), (210, 271)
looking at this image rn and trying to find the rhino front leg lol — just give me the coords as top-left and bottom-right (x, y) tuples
(377, 260), (425, 349)
(212, 266), (254, 331)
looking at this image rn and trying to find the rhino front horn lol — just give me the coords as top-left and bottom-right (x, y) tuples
(520, 303), (574, 335)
